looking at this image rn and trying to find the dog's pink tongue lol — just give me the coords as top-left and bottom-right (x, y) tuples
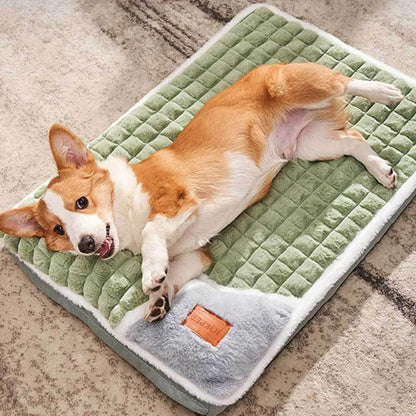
(97, 236), (112, 257)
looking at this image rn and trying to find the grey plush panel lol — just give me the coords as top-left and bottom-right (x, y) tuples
(127, 281), (292, 400)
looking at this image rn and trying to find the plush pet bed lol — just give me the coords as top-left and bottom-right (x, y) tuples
(2, 4), (416, 415)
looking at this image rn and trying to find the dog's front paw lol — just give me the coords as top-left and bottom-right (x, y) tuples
(142, 262), (168, 295)
(144, 283), (174, 322)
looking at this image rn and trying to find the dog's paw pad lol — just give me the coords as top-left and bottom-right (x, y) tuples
(144, 294), (170, 322)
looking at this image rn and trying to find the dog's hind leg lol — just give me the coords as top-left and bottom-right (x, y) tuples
(266, 63), (350, 109)
(295, 124), (396, 188)
(144, 247), (211, 322)
(265, 63), (403, 108)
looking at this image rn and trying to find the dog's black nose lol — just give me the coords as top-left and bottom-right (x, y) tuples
(78, 235), (95, 254)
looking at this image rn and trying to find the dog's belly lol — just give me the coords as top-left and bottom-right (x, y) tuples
(260, 109), (315, 168)
(169, 110), (329, 256)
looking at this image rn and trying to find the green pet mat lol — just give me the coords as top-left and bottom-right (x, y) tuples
(3, 4), (416, 415)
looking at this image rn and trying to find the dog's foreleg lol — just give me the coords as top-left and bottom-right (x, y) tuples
(144, 248), (212, 322)
(141, 208), (196, 295)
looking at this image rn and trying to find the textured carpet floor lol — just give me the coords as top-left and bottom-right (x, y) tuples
(1, 1), (416, 415)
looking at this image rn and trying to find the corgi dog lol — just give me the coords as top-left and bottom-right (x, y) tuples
(0, 63), (403, 321)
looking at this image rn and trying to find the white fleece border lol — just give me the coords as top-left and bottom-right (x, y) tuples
(9, 3), (416, 408)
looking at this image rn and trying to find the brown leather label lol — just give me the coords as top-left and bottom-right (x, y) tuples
(182, 304), (232, 347)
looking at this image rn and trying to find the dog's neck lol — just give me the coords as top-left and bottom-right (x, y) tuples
(99, 157), (150, 254)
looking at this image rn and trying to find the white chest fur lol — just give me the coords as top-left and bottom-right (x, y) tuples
(99, 158), (150, 254)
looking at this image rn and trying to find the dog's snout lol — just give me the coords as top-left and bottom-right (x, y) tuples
(78, 235), (95, 254)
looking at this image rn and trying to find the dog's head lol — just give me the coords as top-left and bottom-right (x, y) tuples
(0, 124), (119, 259)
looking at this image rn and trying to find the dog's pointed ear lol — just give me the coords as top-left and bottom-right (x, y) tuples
(0, 205), (44, 238)
(49, 124), (95, 171)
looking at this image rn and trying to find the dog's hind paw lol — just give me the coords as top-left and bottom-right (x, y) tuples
(367, 156), (397, 188)
(348, 80), (404, 105)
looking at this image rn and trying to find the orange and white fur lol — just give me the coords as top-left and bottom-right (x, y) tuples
(0, 63), (403, 321)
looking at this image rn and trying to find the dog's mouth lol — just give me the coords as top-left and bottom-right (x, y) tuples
(97, 224), (115, 259)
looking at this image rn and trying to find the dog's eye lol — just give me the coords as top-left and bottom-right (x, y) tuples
(75, 196), (88, 210)
(54, 225), (65, 235)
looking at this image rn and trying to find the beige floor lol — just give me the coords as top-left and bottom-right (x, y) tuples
(1, 1), (416, 415)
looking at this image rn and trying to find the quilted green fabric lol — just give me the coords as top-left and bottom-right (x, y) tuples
(3, 7), (416, 327)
